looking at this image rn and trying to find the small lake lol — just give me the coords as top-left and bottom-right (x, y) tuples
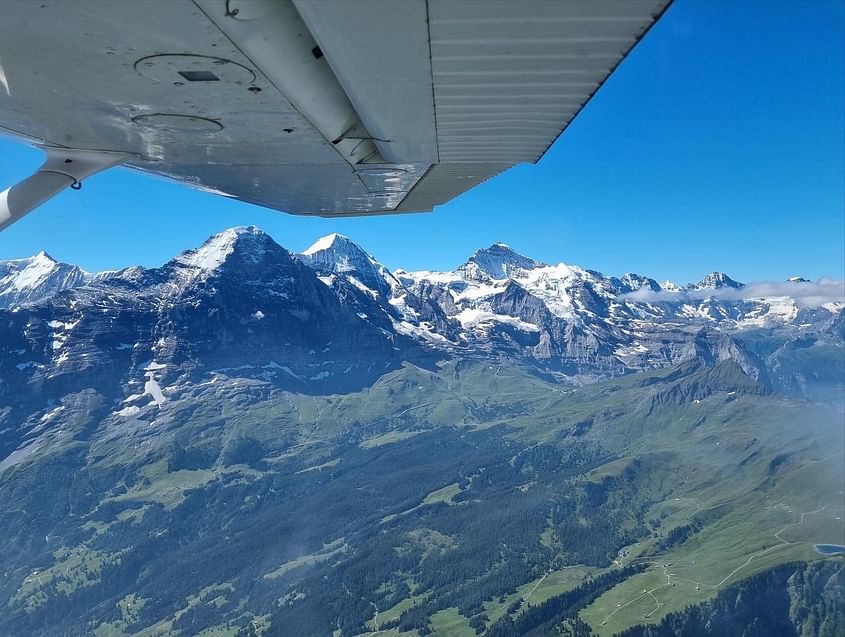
(814, 544), (845, 555)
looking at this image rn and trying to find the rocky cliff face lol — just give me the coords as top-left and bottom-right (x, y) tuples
(0, 228), (425, 458)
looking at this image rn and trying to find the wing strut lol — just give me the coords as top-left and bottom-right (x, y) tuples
(0, 147), (130, 231)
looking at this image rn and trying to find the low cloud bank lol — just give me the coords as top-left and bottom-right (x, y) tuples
(620, 278), (845, 308)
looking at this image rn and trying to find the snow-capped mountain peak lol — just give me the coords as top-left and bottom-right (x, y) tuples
(0, 251), (90, 309)
(298, 233), (397, 296)
(459, 243), (541, 281)
(301, 232), (356, 257)
(660, 280), (682, 292)
(6, 251), (60, 287)
(619, 273), (661, 293)
(696, 271), (743, 289)
(173, 226), (280, 275)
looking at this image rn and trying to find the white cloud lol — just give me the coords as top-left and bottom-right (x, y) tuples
(620, 278), (845, 308)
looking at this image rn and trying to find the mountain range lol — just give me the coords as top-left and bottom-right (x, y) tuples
(1, 226), (842, 408)
(0, 226), (843, 637)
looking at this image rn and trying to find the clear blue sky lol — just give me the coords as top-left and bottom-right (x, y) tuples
(0, 0), (843, 284)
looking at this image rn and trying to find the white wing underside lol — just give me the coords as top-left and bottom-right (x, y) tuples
(0, 0), (669, 219)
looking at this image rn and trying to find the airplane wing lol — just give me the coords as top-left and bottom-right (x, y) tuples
(0, 0), (670, 229)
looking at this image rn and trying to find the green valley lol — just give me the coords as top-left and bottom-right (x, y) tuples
(1, 357), (842, 636)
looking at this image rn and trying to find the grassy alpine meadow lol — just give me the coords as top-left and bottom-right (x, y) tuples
(1, 358), (843, 636)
